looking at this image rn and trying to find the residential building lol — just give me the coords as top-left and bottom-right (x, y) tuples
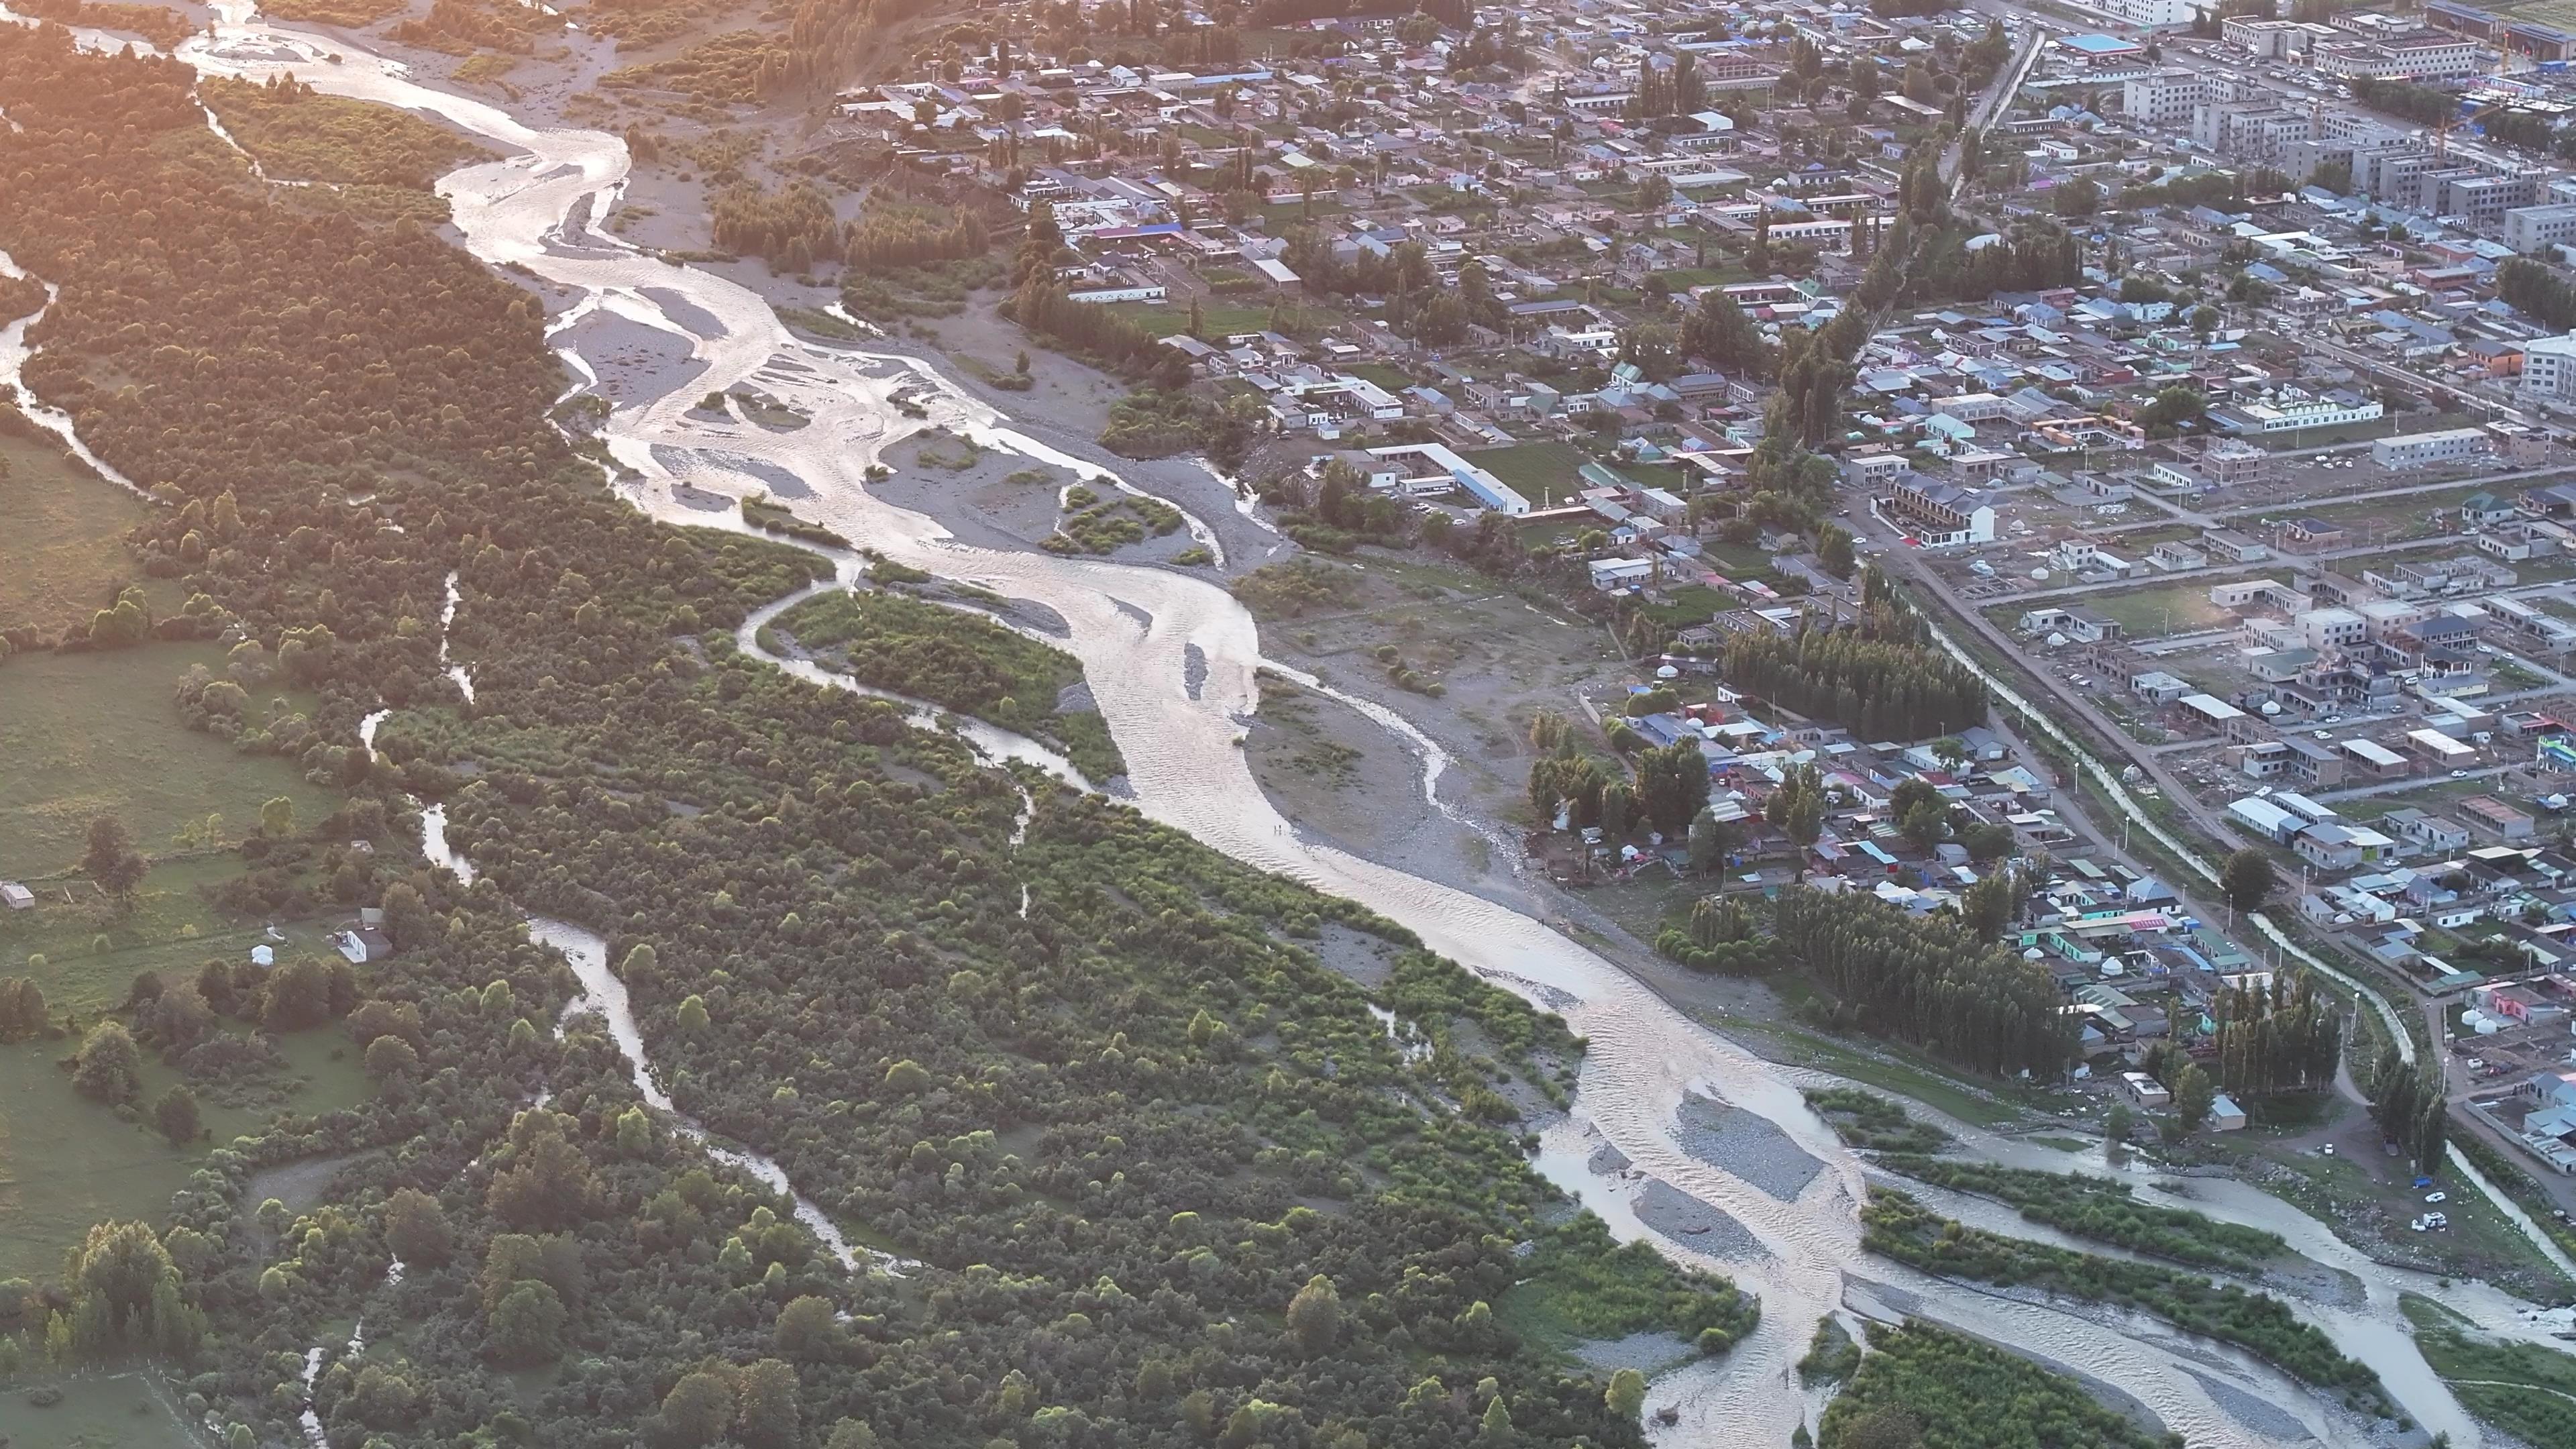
(1877, 474), (1998, 547)
(2312, 32), (2492, 78)
(2298, 607), (2369, 651)
(2524, 333), (2576, 407)
(1587, 557), (1657, 591)
(2230, 794), (2307, 844)
(2123, 70), (2209, 128)
(2132, 670), (2192, 704)
(2463, 794), (2539, 841)
(2373, 428), (2491, 469)
(2295, 822), (2398, 870)
(2507, 201), (2576, 254)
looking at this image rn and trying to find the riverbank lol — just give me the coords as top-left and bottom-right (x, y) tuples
(148, 8), (2576, 1446)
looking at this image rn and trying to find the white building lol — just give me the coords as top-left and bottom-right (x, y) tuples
(2233, 395), (2384, 433)
(1364, 441), (1530, 515)
(2297, 606), (2369, 650)
(2373, 427), (2491, 469)
(2526, 333), (2576, 407)
(2123, 69), (2209, 129)
(2092, 0), (2196, 28)
(2506, 202), (2576, 256)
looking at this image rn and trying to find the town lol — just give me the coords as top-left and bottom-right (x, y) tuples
(804, 0), (2576, 1237)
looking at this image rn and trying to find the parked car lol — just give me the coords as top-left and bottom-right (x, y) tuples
(2425, 1191), (2448, 1204)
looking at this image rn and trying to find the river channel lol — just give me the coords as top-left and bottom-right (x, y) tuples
(0, 4), (2559, 1440)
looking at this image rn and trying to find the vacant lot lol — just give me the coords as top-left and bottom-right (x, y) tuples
(0, 643), (340, 875)
(0, 435), (150, 634)
(2086, 582), (2233, 639)
(1469, 441), (1591, 508)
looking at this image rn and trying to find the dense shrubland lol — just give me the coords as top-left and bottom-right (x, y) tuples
(0, 25), (1741, 1446)
(772, 584), (1127, 780)
(1817, 1319), (2173, 1449)
(1869, 1157), (2284, 1273)
(1862, 1189), (2383, 1401)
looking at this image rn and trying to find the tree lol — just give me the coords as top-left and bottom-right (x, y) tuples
(1605, 1367), (1646, 1418)
(1960, 867), (2019, 943)
(486, 1281), (566, 1366)
(384, 1188), (452, 1267)
(661, 1370), (735, 1446)
(487, 1117), (600, 1232)
(72, 1020), (143, 1105)
(1818, 525), (1856, 578)
(2051, 177), (2101, 217)
(1480, 1393), (1514, 1440)
(776, 1295), (842, 1360)
(2137, 384), (2208, 433)
(80, 815), (146, 902)
(736, 1358), (801, 1449)
(260, 796), (296, 838)
(260, 957), (349, 1032)
(364, 1033), (420, 1079)
(825, 1422), (881, 1449)
(2171, 1063), (2216, 1132)
(1687, 807), (1741, 875)
(2104, 1102), (2133, 1145)
(60, 1220), (200, 1362)
(2221, 849), (2275, 912)
(151, 1085), (200, 1145)
(1286, 1273), (1340, 1356)
(379, 882), (436, 952)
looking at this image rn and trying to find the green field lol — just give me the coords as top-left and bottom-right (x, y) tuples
(0, 1374), (195, 1447)
(1636, 582), (1732, 627)
(1344, 362), (1413, 392)
(0, 1013), (371, 1281)
(1106, 299), (1273, 340)
(2406, 1292), (2576, 1447)
(2086, 582), (2233, 639)
(0, 643), (341, 876)
(1468, 441), (1592, 508)
(0, 435), (152, 635)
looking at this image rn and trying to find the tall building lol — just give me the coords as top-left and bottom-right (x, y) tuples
(2192, 101), (2316, 164)
(2523, 333), (2576, 406)
(2506, 201), (2576, 254)
(2123, 69), (2209, 128)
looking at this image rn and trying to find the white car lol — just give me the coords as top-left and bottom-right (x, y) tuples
(2314, 730), (2332, 740)
(2425, 1191), (2448, 1204)
(2322, 1144), (2336, 1156)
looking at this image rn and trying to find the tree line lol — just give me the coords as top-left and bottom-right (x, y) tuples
(1772, 889), (2074, 1076)
(1717, 602), (1989, 741)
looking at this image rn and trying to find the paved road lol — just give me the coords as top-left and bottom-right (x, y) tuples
(2311, 765), (2519, 803)
(1980, 533), (2468, 606)
(2206, 467), (2576, 524)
